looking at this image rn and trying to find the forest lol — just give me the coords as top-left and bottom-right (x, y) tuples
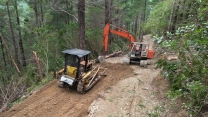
(0, 0), (207, 116)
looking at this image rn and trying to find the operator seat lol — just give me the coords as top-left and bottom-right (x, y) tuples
(135, 45), (141, 56)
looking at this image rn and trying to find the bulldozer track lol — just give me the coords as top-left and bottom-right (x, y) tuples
(77, 81), (85, 93)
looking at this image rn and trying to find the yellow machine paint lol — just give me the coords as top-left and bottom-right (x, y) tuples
(66, 66), (77, 78)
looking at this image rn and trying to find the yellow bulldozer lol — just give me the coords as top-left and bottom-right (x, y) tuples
(56, 48), (107, 93)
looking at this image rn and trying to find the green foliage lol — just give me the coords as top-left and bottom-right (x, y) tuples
(24, 63), (40, 85)
(26, 72), (54, 93)
(156, 13), (208, 114)
(147, 105), (166, 117)
(85, 27), (103, 58)
(31, 22), (79, 74)
(108, 38), (129, 53)
(145, 0), (173, 35)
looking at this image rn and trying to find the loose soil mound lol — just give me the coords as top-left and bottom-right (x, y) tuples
(0, 63), (133, 117)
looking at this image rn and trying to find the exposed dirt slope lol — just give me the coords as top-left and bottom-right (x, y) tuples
(0, 63), (134, 117)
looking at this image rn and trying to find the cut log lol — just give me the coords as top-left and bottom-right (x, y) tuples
(167, 55), (178, 61)
(104, 51), (122, 59)
(98, 51), (123, 63)
(161, 53), (178, 61)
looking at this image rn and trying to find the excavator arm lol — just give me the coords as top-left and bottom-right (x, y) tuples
(102, 23), (135, 54)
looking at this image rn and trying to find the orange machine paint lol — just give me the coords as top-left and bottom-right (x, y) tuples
(147, 50), (155, 59)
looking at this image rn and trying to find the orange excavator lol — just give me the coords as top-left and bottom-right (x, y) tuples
(101, 23), (155, 67)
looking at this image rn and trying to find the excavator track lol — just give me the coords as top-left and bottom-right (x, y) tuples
(140, 60), (147, 67)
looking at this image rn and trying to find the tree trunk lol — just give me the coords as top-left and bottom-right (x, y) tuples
(114, 9), (119, 26)
(177, 0), (183, 23)
(134, 15), (139, 36)
(126, 22), (129, 31)
(65, 0), (69, 24)
(139, 0), (147, 41)
(0, 33), (21, 76)
(139, 14), (144, 41)
(105, 0), (110, 24)
(6, 1), (20, 68)
(139, 14), (143, 42)
(109, 0), (113, 23)
(34, 0), (39, 28)
(70, 3), (73, 22)
(0, 36), (7, 68)
(184, 0), (192, 20)
(14, 0), (27, 67)
(78, 0), (85, 49)
(144, 0), (147, 22)
(181, 0), (185, 20)
(172, 0), (180, 33)
(40, 1), (44, 25)
(168, 0), (175, 33)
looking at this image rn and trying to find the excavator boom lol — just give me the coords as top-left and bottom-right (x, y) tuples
(102, 23), (135, 53)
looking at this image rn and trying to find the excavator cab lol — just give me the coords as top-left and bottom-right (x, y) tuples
(127, 42), (155, 66)
(130, 42), (148, 58)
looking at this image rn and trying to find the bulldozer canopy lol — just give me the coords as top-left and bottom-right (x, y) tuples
(62, 48), (90, 58)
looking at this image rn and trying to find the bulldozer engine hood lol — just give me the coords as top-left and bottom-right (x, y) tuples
(60, 75), (75, 86)
(62, 48), (90, 58)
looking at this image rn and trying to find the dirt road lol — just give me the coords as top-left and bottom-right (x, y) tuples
(1, 63), (134, 117)
(88, 57), (168, 117)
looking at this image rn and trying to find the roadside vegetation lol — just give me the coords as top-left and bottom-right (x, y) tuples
(145, 0), (208, 116)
